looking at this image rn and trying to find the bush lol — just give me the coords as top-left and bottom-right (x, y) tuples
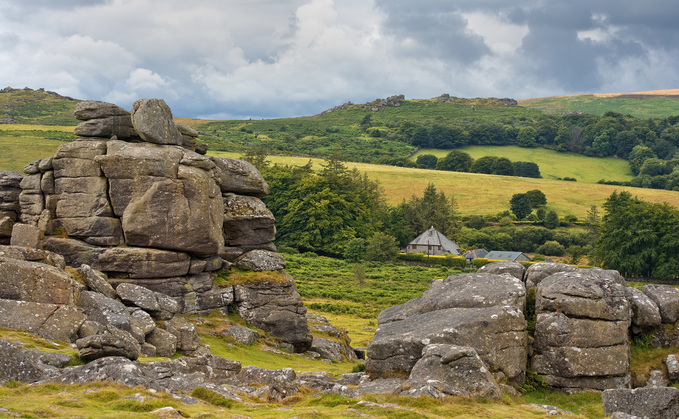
(544, 210), (559, 229)
(536, 240), (566, 256)
(343, 238), (366, 262)
(365, 232), (400, 261)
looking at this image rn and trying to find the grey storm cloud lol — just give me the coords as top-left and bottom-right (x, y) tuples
(0, 0), (677, 119)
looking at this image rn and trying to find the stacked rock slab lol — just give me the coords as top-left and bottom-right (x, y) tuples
(5, 98), (310, 352)
(366, 272), (527, 388)
(532, 270), (631, 390)
(0, 171), (22, 244)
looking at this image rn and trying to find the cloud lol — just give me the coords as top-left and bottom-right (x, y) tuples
(1, 0), (678, 118)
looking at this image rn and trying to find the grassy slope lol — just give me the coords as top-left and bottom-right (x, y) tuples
(413, 145), (634, 183)
(210, 151), (679, 219)
(0, 88), (80, 125)
(519, 91), (679, 118)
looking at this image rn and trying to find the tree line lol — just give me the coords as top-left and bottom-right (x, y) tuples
(248, 150), (679, 279)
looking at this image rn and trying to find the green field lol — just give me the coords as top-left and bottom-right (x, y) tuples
(519, 94), (679, 118)
(413, 145), (635, 183)
(211, 151), (679, 219)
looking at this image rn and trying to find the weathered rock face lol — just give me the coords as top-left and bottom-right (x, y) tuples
(525, 262), (579, 288)
(603, 387), (679, 419)
(642, 284), (679, 324)
(0, 171), (23, 244)
(532, 270), (630, 390)
(234, 274), (312, 352)
(378, 272), (526, 326)
(367, 305), (526, 384)
(0, 98), (310, 351)
(403, 344), (503, 399)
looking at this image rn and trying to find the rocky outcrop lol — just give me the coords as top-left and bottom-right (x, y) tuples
(603, 387), (679, 419)
(0, 171), (23, 245)
(234, 274), (312, 352)
(0, 98), (310, 352)
(402, 344), (503, 399)
(367, 271), (527, 388)
(532, 270), (630, 390)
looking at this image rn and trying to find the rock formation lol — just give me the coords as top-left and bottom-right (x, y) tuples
(2, 98), (311, 352)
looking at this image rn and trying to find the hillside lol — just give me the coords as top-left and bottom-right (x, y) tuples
(519, 88), (679, 118)
(0, 87), (80, 125)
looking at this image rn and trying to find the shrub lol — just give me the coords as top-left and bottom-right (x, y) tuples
(365, 232), (400, 261)
(343, 238), (366, 262)
(536, 240), (566, 256)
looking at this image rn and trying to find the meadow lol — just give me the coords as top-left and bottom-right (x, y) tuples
(519, 93), (679, 118)
(210, 150), (679, 219)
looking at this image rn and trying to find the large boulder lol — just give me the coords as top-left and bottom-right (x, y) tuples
(74, 100), (131, 120)
(234, 273), (312, 352)
(403, 344), (503, 399)
(378, 272), (526, 325)
(210, 157), (270, 197)
(367, 305), (527, 385)
(121, 167), (224, 256)
(642, 285), (679, 324)
(0, 339), (61, 384)
(223, 194), (275, 247)
(525, 262), (578, 288)
(0, 299), (86, 342)
(602, 387), (679, 419)
(0, 257), (80, 305)
(77, 291), (132, 332)
(477, 261), (525, 281)
(131, 98), (181, 145)
(76, 325), (141, 361)
(627, 287), (662, 327)
(532, 270), (630, 390)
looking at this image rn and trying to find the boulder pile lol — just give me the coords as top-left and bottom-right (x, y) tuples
(364, 261), (679, 398)
(1, 98), (311, 352)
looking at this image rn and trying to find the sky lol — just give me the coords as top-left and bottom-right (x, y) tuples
(1, 0), (678, 119)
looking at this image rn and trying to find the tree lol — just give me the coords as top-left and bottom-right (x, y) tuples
(435, 150), (474, 172)
(628, 145), (656, 175)
(525, 189), (547, 208)
(365, 232), (400, 261)
(415, 154), (438, 169)
(401, 183), (460, 239)
(410, 127), (431, 147)
(517, 126), (538, 147)
(544, 210), (560, 229)
(343, 238), (366, 262)
(536, 241), (566, 256)
(509, 193), (532, 220)
(514, 161), (541, 178)
(594, 191), (679, 278)
(492, 157), (515, 176)
(470, 156), (499, 174)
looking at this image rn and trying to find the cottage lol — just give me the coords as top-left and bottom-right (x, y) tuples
(405, 226), (462, 256)
(484, 251), (531, 262)
(463, 248), (489, 262)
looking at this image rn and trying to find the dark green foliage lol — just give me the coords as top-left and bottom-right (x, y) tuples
(365, 232), (400, 261)
(493, 157), (515, 176)
(465, 215), (487, 229)
(262, 159), (384, 256)
(415, 154), (438, 169)
(435, 150), (473, 172)
(536, 240), (566, 256)
(470, 156), (498, 174)
(514, 161), (542, 178)
(544, 210), (560, 229)
(525, 189), (547, 208)
(510, 193), (532, 220)
(401, 183), (460, 240)
(343, 238), (366, 262)
(594, 191), (679, 278)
